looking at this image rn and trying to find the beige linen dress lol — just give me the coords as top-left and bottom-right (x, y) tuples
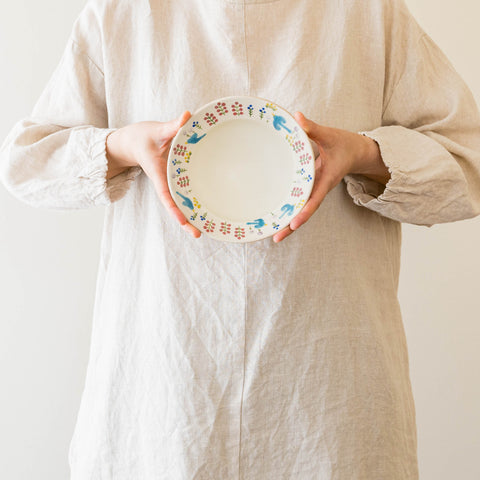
(1, 0), (480, 478)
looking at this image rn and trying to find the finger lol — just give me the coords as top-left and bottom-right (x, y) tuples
(182, 221), (202, 238)
(176, 110), (192, 129)
(294, 111), (331, 144)
(289, 171), (335, 230)
(273, 225), (294, 243)
(159, 110), (192, 144)
(149, 162), (202, 238)
(151, 172), (187, 224)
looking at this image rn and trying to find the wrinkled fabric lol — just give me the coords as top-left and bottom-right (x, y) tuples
(1, 0), (480, 478)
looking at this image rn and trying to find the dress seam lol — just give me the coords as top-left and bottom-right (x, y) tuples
(243, 2), (251, 95)
(238, 242), (247, 480)
(239, 5), (249, 478)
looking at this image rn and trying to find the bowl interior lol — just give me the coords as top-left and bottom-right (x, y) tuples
(187, 118), (296, 222)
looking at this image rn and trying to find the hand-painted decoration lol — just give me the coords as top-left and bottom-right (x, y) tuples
(175, 191), (194, 210)
(279, 203), (295, 218)
(246, 218), (266, 229)
(186, 132), (206, 144)
(272, 114), (292, 133)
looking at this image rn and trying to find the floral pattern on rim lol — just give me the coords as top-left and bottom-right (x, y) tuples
(204, 220), (216, 233)
(231, 102), (244, 116)
(296, 199), (306, 210)
(299, 152), (312, 166)
(234, 227), (246, 240)
(177, 176), (190, 188)
(220, 222), (232, 235)
(204, 112), (218, 126)
(215, 102), (228, 116)
(291, 186), (303, 198)
(292, 140), (305, 153)
(173, 144), (187, 156)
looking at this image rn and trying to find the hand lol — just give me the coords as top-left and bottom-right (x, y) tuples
(106, 111), (201, 239)
(272, 111), (390, 243)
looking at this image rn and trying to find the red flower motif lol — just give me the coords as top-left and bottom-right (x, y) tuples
(220, 222), (232, 235)
(215, 102), (229, 116)
(173, 144), (187, 156)
(177, 176), (190, 188)
(291, 186), (303, 198)
(234, 227), (245, 239)
(204, 220), (216, 233)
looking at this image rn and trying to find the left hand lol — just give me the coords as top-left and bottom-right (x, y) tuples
(273, 111), (389, 243)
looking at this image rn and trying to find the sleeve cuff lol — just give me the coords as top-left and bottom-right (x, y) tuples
(343, 129), (408, 205)
(84, 127), (143, 206)
(342, 126), (436, 226)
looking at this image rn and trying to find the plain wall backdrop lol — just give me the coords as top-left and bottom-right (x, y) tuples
(0, 0), (479, 478)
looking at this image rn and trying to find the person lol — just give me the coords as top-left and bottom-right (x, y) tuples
(1, 0), (480, 478)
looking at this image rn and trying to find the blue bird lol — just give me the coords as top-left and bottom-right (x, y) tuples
(246, 218), (265, 229)
(186, 132), (207, 144)
(272, 115), (292, 134)
(175, 191), (194, 210)
(279, 203), (294, 218)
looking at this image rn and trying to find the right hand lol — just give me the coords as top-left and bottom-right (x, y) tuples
(105, 111), (201, 239)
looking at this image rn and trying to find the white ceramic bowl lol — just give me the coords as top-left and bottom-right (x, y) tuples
(167, 95), (315, 243)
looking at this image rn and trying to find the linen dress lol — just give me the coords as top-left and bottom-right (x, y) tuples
(2, 0), (480, 478)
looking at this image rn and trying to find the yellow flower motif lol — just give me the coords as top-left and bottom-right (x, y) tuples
(296, 199), (305, 209)
(193, 197), (201, 209)
(266, 102), (277, 111)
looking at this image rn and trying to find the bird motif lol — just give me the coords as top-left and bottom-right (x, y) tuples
(186, 132), (207, 144)
(175, 191), (194, 210)
(246, 218), (266, 229)
(279, 203), (295, 218)
(272, 114), (292, 133)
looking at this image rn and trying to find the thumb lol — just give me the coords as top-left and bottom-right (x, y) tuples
(163, 110), (192, 139)
(294, 111), (329, 144)
(176, 109), (192, 128)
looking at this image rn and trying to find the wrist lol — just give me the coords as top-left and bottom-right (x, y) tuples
(105, 127), (138, 179)
(352, 134), (391, 186)
(106, 128), (139, 167)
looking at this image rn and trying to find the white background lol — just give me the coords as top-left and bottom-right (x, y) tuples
(0, 0), (479, 478)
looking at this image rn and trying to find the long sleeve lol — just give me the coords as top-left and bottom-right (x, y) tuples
(0, 3), (142, 209)
(343, 1), (480, 228)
